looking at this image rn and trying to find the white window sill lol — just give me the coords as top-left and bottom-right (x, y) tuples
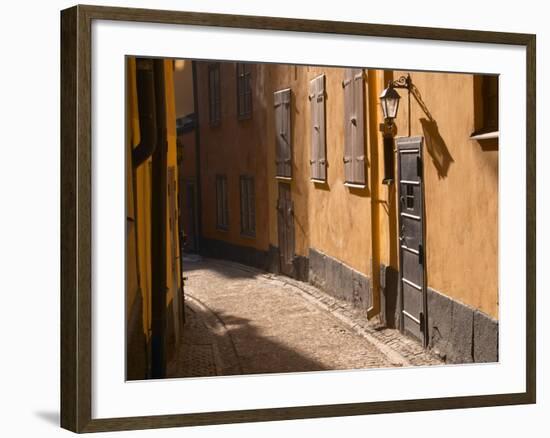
(470, 130), (499, 140)
(311, 178), (327, 184)
(275, 176), (292, 181)
(344, 182), (367, 189)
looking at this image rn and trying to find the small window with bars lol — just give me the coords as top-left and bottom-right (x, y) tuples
(236, 63), (252, 119)
(208, 63), (221, 126)
(215, 174), (229, 230)
(240, 176), (256, 236)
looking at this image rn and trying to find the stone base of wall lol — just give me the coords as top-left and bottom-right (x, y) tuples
(200, 238), (272, 271)
(309, 248), (371, 311)
(427, 288), (498, 363)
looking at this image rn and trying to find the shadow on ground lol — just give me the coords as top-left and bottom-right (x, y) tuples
(176, 301), (328, 377)
(181, 254), (262, 280)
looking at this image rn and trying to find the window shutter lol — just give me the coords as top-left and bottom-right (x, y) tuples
(240, 177), (247, 233)
(352, 69), (365, 184)
(343, 68), (366, 184)
(274, 91), (283, 176)
(216, 176), (222, 228)
(310, 75), (326, 181)
(316, 75), (327, 181)
(248, 178), (255, 234)
(309, 78), (318, 180)
(274, 89), (292, 178)
(223, 177), (228, 228)
(343, 69), (354, 182)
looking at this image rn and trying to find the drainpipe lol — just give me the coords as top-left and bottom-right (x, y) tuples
(367, 69), (382, 321)
(150, 59), (168, 379)
(132, 60), (158, 167)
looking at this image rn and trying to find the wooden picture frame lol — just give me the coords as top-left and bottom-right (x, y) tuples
(60, 4), (536, 433)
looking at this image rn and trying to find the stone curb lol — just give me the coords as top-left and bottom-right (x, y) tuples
(184, 293), (243, 376)
(204, 257), (443, 368)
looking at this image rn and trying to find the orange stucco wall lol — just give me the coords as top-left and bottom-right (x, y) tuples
(189, 60), (498, 321)
(391, 70), (498, 319)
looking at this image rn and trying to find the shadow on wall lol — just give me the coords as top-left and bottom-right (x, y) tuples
(409, 83), (454, 179)
(420, 118), (454, 179)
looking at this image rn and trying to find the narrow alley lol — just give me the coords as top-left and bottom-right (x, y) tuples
(167, 256), (442, 378)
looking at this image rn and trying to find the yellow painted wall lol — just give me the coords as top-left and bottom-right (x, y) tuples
(392, 70), (498, 319)
(126, 58), (182, 379)
(196, 61), (271, 252)
(194, 61), (498, 321)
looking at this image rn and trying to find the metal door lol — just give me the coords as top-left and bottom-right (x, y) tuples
(277, 183), (295, 277)
(397, 136), (428, 346)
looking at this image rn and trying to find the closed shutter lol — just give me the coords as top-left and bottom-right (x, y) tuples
(343, 69), (354, 182)
(353, 69), (365, 184)
(237, 63), (252, 119)
(310, 74), (326, 181)
(248, 178), (255, 234)
(208, 63), (221, 126)
(240, 176), (248, 233)
(317, 75), (327, 180)
(223, 177), (228, 228)
(274, 88), (292, 178)
(216, 175), (228, 229)
(344, 68), (366, 185)
(309, 78), (318, 179)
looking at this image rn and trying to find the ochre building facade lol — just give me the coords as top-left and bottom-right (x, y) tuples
(174, 61), (499, 364)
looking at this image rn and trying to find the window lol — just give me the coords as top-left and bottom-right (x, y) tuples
(274, 88), (292, 178)
(208, 63), (221, 126)
(240, 176), (256, 236)
(482, 75), (499, 132)
(215, 175), (228, 230)
(343, 68), (366, 185)
(309, 74), (326, 181)
(236, 63), (252, 119)
(473, 75), (499, 137)
(405, 185), (415, 210)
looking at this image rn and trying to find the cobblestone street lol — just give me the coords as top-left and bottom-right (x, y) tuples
(168, 256), (442, 378)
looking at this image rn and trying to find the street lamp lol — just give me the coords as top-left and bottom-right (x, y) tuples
(379, 84), (401, 123)
(379, 74), (412, 128)
(379, 74), (412, 185)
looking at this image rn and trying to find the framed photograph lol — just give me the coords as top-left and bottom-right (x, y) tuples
(60, 4), (536, 433)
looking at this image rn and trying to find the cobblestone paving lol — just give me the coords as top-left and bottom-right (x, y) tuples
(171, 256), (442, 378)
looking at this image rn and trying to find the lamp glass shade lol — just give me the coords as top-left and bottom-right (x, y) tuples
(380, 86), (401, 120)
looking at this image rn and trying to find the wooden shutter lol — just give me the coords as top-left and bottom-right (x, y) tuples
(310, 75), (326, 181)
(352, 69), (365, 184)
(343, 68), (366, 184)
(216, 176), (222, 227)
(343, 69), (354, 182)
(237, 63), (252, 119)
(309, 78), (318, 179)
(274, 88), (292, 178)
(316, 75), (327, 180)
(208, 64), (221, 126)
(240, 176), (247, 233)
(248, 178), (255, 234)
(222, 176), (228, 228)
